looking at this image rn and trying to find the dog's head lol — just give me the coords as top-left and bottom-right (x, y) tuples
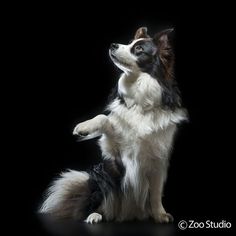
(109, 27), (174, 80)
(109, 27), (181, 110)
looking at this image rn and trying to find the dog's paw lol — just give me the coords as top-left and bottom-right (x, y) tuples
(73, 115), (108, 136)
(73, 121), (90, 137)
(84, 212), (103, 224)
(154, 212), (174, 223)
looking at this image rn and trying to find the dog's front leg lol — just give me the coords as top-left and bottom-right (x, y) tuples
(149, 169), (174, 223)
(73, 114), (113, 137)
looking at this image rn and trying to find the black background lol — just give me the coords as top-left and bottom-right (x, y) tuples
(11, 2), (234, 236)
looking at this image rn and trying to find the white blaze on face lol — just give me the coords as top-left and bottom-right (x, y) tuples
(109, 38), (145, 73)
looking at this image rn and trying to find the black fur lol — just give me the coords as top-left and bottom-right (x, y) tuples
(85, 158), (125, 216)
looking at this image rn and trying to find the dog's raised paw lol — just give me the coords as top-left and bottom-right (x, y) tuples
(73, 122), (90, 136)
(85, 212), (103, 224)
(73, 115), (108, 136)
(154, 212), (174, 223)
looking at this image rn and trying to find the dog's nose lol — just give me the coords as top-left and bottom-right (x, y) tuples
(110, 43), (119, 50)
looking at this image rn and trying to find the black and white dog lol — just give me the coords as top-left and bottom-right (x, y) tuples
(39, 27), (187, 224)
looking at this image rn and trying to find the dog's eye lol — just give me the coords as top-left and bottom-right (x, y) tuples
(135, 45), (143, 53)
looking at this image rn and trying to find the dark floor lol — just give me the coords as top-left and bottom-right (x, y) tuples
(38, 215), (176, 236)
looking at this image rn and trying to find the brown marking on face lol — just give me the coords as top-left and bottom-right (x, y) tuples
(134, 27), (150, 39)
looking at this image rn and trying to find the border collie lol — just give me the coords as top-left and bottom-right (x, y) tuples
(39, 27), (188, 224)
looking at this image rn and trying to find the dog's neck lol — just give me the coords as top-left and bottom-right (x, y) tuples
(118, 72), (138, 97)
(118, 72), (162, 110)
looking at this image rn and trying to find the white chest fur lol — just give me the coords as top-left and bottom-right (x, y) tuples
(99, 72), (187, 220)
(118, 72), (162, 110)
(105, 71), (187, 163)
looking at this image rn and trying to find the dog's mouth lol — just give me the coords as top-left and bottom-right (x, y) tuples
(109, 50), (118, 60)
(109, 50), (130, 68)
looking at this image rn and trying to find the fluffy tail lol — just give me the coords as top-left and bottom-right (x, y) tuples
(39, 170), (90, 219)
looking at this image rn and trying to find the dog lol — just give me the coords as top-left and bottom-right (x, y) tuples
(39, 27), (188, 224)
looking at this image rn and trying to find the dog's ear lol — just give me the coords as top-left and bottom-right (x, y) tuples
(134, 27), (150, 39)
(153, 28), (174, 52)
(154, 28), (175, 80)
